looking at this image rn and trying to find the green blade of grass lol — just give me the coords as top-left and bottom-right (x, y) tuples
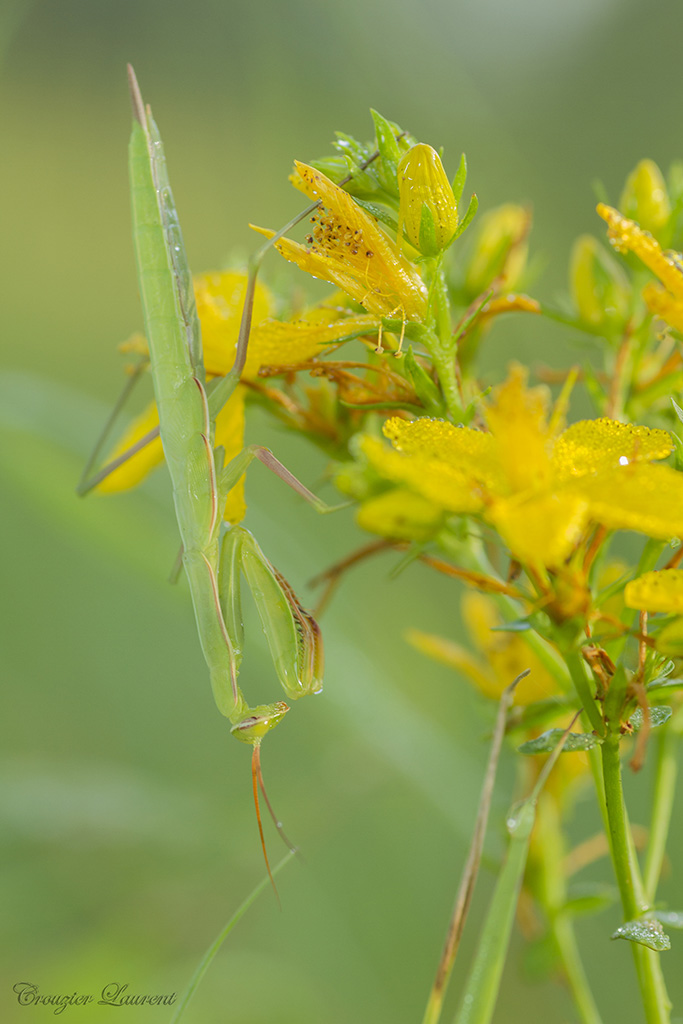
(169, 850), (296, 1023)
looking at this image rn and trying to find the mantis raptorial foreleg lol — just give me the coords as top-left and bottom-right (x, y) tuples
(218, 522), (323, 890)
(218, 525), (324, 701)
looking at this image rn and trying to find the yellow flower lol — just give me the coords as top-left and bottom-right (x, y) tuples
(361, 364), (679, 567)
(597, 202), (683, 333)
(253, 162), (428, 321)
(407, 591), (558, 704)
(397, 144), (459, 257)
(625, 568), (683, 655)
(625, 569), (683, 614)
(356, 487), (444, 541)
(98, 271), (377, 522)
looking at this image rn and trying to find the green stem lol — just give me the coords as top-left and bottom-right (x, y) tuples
(562, 646), (605, 736)
(535, 792), (603, 1024)
(587, 745), (609, 835)
(601, 734), (671, 1024)
(644, 713), (683, 905)
(452, 726), (577, 1024)
(553, 915), (603, 1024)
(422, 674), (523, 1024)
(431, 343), (463, 421)
(433, 260), (452, 346)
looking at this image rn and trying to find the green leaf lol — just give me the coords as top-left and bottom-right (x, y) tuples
(451, 153), (467, 206)
(170, 850), (296, 1023)
(648, 679), (683, 698)
(630, 706), (673, 731)
(648, 659), (677, 685)
(611, 918), (671, 952)
(403, 346), (445, 416)
(562, 883), (618, 918)
(418, 202), (439, 257)
(582, 359), (606, 414)
(449, 192), (479, 243)
(671, 397), (683, 426)
(352, 198), (400, 232)
(370, 109), (402, 196)
(518, 729), (601, 754)
(670, 430), (683, 473)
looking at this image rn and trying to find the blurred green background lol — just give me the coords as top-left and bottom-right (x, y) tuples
(3, 0), (683, 1021)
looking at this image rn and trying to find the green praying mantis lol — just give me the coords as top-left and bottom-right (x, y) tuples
(80, 67), (338, 890)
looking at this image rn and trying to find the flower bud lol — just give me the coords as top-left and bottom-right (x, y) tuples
(464, 204), (529, 295)
(619, 159), (671, 235)
(397, 144), (459, 257)
(570, 235), (630, 329)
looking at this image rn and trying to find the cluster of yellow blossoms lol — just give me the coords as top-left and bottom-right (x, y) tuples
(99, 116), (683, 730)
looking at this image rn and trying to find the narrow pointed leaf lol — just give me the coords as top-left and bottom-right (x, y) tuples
(518, 729), (600, 754)
(451, 153), (467, 206)
(629, 706), (673, 731)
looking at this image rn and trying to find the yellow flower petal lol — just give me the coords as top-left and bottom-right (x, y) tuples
(643, 281), (683, 334)
(408, 598), (557, 705)
(462, 593), (560, 704)
(99, 270), (370, 505)
(489, 491), (589, 567)
(461, 590), (499, 651)
(480, 293), (541, 319)
(361, 435), (486, 514)
(577, 463), (683, 539)
(382, 416), (503, 491)
(96, 402), (164, 493)
(597, 203), (683, 301)
(214, 386), (248, 524)
(485, 364), (553, 492)
(256, 162), (428, 321)
(195, 271), (273, 376)
(625, 569), (683, 613)
(356, 487), (444, 540)
(243, 313), (378, 379)
(552, 419), (673, 481)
